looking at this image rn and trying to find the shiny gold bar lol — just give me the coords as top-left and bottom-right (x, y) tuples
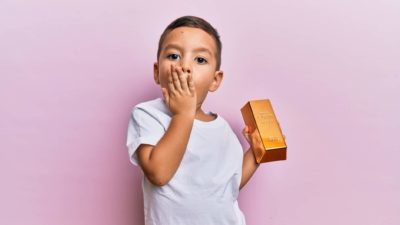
(241, 99), (287, 163)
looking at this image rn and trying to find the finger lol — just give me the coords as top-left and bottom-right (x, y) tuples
(172, 66), (182, 92)
(243, 125), (249, 133)
(252, 127), (259, 135)
(247, 125), (252, 133)
(242, 126), (250, 141)
(242, 132), (249, 142)
(178, 67), (189, 92)
(251, 129), (261, 143)
(168, 64), (174, 84)
(187, 73), (195, 95)
(167, 65), (176, 93)
(168, 75), (176, 94)
(161, 88), (169, 103)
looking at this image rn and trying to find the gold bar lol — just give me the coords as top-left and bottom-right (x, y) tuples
(241, 99), (287, 163)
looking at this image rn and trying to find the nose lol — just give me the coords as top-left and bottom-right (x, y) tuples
(179, 59), (192, 74)
(183, 66), (191, 74)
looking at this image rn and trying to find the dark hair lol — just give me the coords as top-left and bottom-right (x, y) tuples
(157, 15), (222, 70)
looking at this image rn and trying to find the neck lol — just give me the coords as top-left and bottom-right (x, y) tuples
(195, 108), (216, 122)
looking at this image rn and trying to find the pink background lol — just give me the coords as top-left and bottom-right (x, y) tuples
(1, 0), (399, 224)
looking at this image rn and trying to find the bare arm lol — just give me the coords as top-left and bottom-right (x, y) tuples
(240, 148), (260, 190)
(137, 65), (196, 186)
(239, 126), (262, 190)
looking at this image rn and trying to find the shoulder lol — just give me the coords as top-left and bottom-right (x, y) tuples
(131, 98), (171, 117)
(134, 98), (164, 111)
(214, 114), (240, 138)
(213, 114), (231, 129)
(130, 98), (172, 128)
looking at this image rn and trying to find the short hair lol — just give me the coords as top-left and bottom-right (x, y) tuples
(157, 16), (222, 70)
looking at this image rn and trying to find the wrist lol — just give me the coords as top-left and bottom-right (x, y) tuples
(248, 148), (260, 165)
(172, 113), (195, 121)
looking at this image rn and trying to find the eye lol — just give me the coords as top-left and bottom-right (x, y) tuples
(167, 53), (180, 61)
(195, 57), (208, 64)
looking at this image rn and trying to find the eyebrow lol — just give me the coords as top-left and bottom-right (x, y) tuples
(164, 44), (213, 56)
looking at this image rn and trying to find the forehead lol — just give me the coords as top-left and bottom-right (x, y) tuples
(162, 27), (217, 54)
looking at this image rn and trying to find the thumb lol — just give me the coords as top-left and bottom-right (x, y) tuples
(242, 126), (250, 140)
(247, 125), (253, 133)
(244, 125), (249, 133)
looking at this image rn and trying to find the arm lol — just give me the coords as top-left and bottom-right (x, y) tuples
(240, 148), (260, 190)
(137, 114), (194, 186)
(137, 65), (196, 186)
(239, 126), (262, 190)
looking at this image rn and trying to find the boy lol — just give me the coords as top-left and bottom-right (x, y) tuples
(126, 15), (261, 225)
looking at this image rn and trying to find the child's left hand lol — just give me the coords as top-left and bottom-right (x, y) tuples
(242, 125), (264, 154)
(243, 125), (287, 158)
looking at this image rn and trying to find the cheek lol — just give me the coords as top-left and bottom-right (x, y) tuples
(192, 75), (213, 94)
(192, 68), (214, 85)
(157, 64), (172, 87)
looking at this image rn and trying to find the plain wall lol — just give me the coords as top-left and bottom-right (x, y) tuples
(1, 0), (399, 224)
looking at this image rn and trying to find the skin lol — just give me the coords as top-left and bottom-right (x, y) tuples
(136, 26), (261, 189)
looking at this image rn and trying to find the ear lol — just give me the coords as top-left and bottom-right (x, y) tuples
(153, 62), (160, 85)
(208, 70), (224, 92)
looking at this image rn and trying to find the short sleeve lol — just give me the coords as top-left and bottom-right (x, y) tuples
(126, 108), (166, 166)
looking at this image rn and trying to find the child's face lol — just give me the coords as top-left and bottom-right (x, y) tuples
(154, 27), (223, 108)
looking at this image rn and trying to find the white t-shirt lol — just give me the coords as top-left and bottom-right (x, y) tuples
(126, 98), (246, 225)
